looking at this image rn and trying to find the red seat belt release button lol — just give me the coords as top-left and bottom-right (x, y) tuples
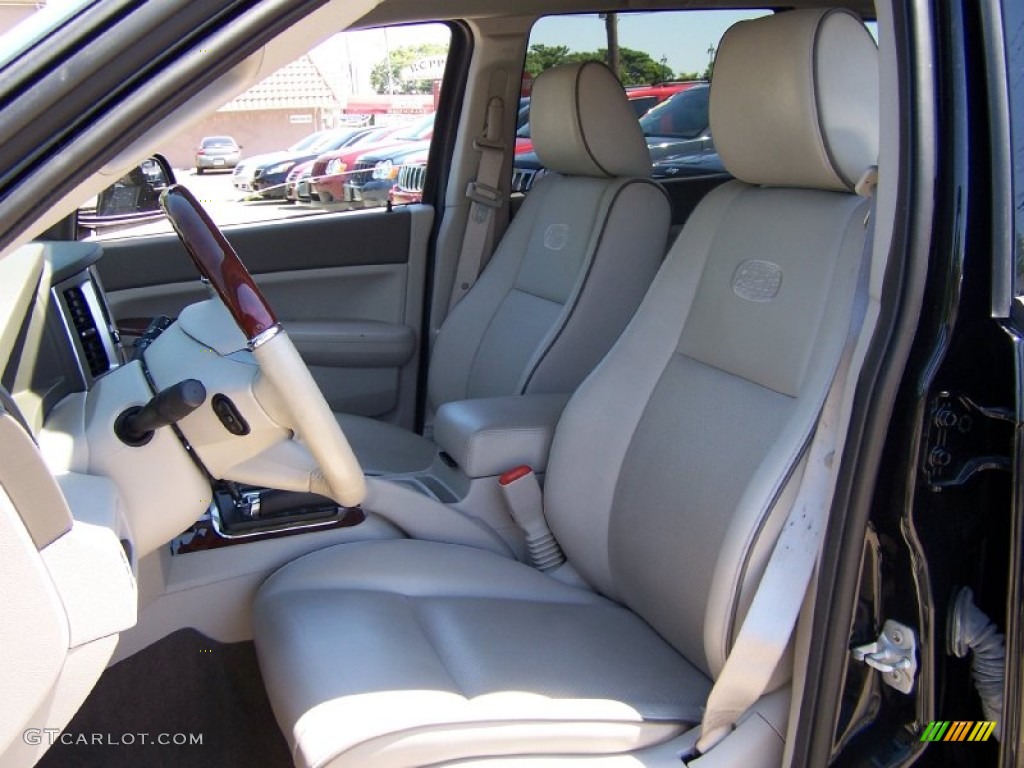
(499, 465), (533, 486)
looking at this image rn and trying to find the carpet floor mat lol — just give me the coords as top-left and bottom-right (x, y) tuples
(37, 629), (292, 768)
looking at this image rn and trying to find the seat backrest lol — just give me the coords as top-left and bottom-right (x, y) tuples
(544, 9), (878, 679)
(428, 61), (669, 410)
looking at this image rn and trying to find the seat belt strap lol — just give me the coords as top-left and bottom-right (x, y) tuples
(449, 96), (506, 312)
(697, 169), (878, 754)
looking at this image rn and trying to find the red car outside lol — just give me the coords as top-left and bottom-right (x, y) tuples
(310, 114), (434, 203)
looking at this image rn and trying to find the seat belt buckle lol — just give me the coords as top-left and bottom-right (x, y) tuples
(498, 466), (565, 571)
(466, 180), (503, 209)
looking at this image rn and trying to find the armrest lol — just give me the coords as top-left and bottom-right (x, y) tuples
(434, 393), (571, 479)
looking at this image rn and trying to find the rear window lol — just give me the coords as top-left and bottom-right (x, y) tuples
(202, 136), (236, 147)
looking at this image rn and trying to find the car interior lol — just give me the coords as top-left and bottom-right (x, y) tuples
(0, 0), (915, 766)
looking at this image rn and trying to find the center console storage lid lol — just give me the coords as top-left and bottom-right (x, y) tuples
(434, 393), (571, 479)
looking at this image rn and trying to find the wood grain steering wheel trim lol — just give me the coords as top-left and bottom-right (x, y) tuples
(160, 184), (277, 342)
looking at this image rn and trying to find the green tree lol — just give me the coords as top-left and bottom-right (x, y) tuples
(613, 47), (675, 85)
(524, 44), (674, 86)
(370, 43), (448, 94)
(524, 44), (579, 76)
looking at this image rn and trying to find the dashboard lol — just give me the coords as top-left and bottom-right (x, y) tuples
(0, 238), (355, 564)
(0, 239), (215, 561)
(1, 242), (124, 432)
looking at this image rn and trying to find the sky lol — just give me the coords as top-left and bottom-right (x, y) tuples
(529, 11), (768, 76)
(6, 7), (866, 94)
(311, 24), (452, 96)
(310, 11), (767, 95)
(3, 6), (770, 95)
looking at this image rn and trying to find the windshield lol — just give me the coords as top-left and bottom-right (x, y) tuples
(639, 87), (710, 139)
(288, 131), (329, 153)
(0, 0), (91, 67)
(308, 132), (347, 153)
(394, 113), (436, 141)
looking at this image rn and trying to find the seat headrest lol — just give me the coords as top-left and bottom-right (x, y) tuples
(531, 61), (651, 179)
(710, 9), (879, 192)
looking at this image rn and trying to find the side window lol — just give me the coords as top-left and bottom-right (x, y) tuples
(511, 11), (768, 195)
(79, 23), (450, 240)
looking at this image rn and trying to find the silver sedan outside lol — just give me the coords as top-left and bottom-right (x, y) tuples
(195, 135), (241, 174)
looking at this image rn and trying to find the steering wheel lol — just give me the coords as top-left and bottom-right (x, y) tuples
(159, 184), (366, 507)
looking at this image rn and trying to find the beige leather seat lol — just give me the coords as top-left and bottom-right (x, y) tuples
(253, 9), (879, 766)
(337, 61), (669, 474)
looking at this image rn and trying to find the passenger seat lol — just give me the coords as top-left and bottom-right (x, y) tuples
(336, 61), (670, 474)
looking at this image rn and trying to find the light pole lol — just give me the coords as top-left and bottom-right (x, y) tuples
(600, 13), (620, 82)
(383, 28), (396, 94)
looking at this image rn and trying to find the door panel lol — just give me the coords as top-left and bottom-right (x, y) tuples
(95, 206), (432, 426)
(97, 209), (411, 291)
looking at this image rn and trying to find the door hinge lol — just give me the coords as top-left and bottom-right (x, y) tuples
(923, 392), (1013, 491)
(851, 619), (918, 694)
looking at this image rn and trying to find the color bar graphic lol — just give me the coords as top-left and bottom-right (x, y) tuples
(920, 720), (996, 742)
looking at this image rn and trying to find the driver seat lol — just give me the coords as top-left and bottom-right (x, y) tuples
(253, 9), (879, 766)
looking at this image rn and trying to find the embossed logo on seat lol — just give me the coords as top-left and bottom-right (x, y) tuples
(732, 259), (783, 302)
(544, 223), (569, 251)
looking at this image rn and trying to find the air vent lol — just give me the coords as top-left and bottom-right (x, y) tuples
(63, 285), (110, 377)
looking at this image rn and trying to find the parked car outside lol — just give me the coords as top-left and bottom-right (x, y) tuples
(194, 135), (241, 174)
(390, 147), (432, 206)
(623, 81), (702, 116)
(232, 129), (332, 194)
(247, 127), (377, 200)
(342, 140), (433, 206)
(310, 113), (435, 203)
(638, 83), (714, 159)
(285, 125), (391, 204)
(284, 159), (316, 203)
(650, 150), (728, 179)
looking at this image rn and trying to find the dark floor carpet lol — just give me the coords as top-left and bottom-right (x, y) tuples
(37, 629), (293, 768)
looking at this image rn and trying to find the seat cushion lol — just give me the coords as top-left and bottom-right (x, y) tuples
(335, 413), (437, 475)
(253, 540), (710, 768)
